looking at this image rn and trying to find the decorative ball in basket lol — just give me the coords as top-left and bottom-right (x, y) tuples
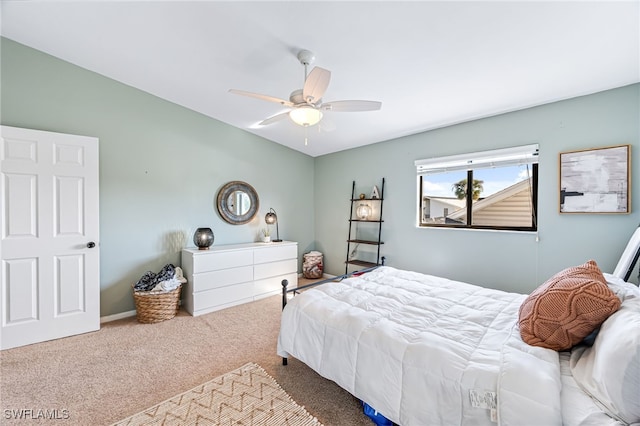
(133, 264), (187, 324)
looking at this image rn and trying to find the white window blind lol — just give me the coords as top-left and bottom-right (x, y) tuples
(415, 144), (539, 176)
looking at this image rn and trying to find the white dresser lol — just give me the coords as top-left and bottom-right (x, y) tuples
(181, 241), (298, 316)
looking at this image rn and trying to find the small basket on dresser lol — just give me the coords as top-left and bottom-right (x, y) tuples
(132, 284), (182, 324)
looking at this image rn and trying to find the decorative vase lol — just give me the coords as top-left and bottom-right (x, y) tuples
(193, 227), (214, 250)
(262, 236), (271, 243)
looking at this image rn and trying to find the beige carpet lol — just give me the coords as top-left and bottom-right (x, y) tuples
(0, 290), (371, 426)
(112, 362), (322, 426)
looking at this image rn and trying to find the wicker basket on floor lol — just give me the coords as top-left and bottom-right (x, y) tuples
(132, 284), (182, 324)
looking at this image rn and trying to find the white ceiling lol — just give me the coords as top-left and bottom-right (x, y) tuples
(1, 1), (639, 157)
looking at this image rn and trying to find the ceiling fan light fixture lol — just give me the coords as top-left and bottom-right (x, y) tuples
(289, 106), (323, 127)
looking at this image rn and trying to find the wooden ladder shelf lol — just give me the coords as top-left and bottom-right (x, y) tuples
(345, 178), (385, 274)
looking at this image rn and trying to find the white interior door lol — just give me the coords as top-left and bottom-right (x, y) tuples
(1, 126), (100, 350)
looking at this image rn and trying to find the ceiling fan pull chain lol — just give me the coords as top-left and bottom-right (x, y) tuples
(304, 124), (309, 146)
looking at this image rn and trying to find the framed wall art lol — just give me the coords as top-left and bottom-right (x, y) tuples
(559, 144), (630, 214)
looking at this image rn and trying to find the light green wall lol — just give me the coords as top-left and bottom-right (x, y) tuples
(1, 38), (316, 316)
(3, 38), (638, 317)
(315, 84), (640, 293)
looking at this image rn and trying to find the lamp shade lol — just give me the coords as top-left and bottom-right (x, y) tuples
(265, 211), (277, 225)
(289, 106), (323, 127)
(193, 227), (214, 250)
(265, 208), (282, 242)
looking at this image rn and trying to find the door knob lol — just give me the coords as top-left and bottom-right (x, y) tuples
(86, 242), (96, 248)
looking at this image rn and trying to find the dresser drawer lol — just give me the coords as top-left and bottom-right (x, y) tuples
(193, 281), (254, 312)
(192, 250), (253, 274)
(192, 265), (253, 292)
(254, 244), (297, 264)
(254, 258), (297, 281)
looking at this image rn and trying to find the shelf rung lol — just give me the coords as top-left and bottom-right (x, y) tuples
(348, 239), (384, 245)
(345, 260), (378, 268)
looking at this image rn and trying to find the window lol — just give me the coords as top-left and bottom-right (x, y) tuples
(415, 144), (539, 231)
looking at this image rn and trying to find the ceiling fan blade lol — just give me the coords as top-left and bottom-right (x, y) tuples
(302, 67), (331, 105)
(258, 111), (290, 126)
(321, 100), (382, 112)
(229, 89), (294, 107)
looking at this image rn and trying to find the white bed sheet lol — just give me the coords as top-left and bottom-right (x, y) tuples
(277, 266), (564, 425)
(560, 352), (621, 426)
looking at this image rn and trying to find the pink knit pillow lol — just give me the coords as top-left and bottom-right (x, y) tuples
(518, 260), (620, 351)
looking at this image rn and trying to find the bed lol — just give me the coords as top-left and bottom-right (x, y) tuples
(277, 228), (640, 426)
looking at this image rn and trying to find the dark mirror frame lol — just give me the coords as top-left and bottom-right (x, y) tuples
(216, 181), (259, 225)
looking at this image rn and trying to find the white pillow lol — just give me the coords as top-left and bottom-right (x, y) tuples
(603, 272), (640, 302)
(570, 297), (640, 424)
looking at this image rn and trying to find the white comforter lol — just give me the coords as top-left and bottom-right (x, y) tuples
(277, 266), (562, 425)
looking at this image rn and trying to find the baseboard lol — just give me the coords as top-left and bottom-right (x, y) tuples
(100, 310), (136, 324)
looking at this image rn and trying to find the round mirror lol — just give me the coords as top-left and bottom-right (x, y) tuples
(216, 181), (259, 225)
(226, 190), (251, 215)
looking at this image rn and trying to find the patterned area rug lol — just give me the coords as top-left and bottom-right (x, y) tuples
(113, 363), (323, 426)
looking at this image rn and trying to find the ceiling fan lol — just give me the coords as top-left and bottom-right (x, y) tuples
(229, 50), (382, 129)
